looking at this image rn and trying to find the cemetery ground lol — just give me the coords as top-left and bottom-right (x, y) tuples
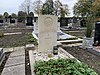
(0, 24), (100, 75)
(0, 24), (34, 75)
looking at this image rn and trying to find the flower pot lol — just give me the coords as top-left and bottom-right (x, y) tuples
(82, 37), (94, 49)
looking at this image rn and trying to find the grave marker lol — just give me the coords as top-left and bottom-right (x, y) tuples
(60, 18), (68, 27)
(38, 15), (57, 53)
(94, 22), (100, 45)
(26, 17), (33, 26)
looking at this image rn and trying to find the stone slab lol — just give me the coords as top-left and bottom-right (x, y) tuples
(63, 43), (82, 47)
(4, 32), (22, 35)
(26, 44), (35, 50)
(3, 48), (13, 53)
(57, 38), (83, 44)
(0, 54), (5, 66)
(13, 46), (25, 51)
(5, 55), (25, 67)
(1, 64), (25, 75)
(9, 49), (25, 57)
(0, 48), (3, 56)
(58, 31), (76, 39)
(29, 50), (36, 75)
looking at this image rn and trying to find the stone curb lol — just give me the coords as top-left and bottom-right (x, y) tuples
(4, 32), (22, 35)
(29, 50), (35, 75)
(29, 47), (80, 75)
(57, 38), (83, 44)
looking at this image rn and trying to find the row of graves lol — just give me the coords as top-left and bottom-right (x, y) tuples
(25, 16), (86, 27)
(32, 17), (78, 41)
(28, 15), (100, 46)
(59, 17), (100, 48)
(59, 17), (86, 28)
(24, 15), (100, 46)
(0, 16), (17, 26)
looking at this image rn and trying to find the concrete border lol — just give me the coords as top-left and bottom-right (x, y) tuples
(29, 47), (80, 75)
(0, 54), (5, 66)
(4, 32), (22, 35)
(29, 50), (35, 75)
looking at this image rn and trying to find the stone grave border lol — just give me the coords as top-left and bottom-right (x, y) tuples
(29, 47), (80, 75)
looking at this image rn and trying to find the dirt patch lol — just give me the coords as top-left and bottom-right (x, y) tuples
(0, 28), (34, 48)
(25, 48), (31, 75)
(0, 34), (32, 48)
(62, 46), (100, 74)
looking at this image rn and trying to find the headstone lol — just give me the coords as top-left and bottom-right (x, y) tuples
(94, 21), (100, 45)
(38, 15), (57, 53)
(73, 18), (81, 28)
(15, 19), (17, 24)
(0, 19), (4, 26)
(60, 18), (68, 27)
(34, 18), (38, 34)
(58, 19), (61, 32)
(5, 18), (10, 24)
(10, 19), (15, 23)
(80, 19), (86, 27)
(0, 20), (3, 23)
(26, 17), (33, 26)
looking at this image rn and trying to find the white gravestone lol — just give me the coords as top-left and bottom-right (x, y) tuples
(34, 19), (38, 34)
(38, 15), (57, 53)
(58, 22), (60, 32)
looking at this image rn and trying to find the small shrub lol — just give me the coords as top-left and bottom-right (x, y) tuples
(34, 58), (98, 75)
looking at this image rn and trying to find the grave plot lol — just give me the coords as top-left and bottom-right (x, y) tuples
(29, 15), (98, 75)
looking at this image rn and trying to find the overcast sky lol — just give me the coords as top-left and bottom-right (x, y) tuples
(0, 0), (77, 16)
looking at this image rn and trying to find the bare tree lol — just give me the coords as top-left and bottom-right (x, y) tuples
(33, 0), (43, 15)
(60, 4), (69, 17)
(54, 0), (62, 16)
(54, 0), (69, 17)
(11, 13), (17, 19)
(19, 0), (32, 15)
(42, 0), (54, 15)
(0, 14), (3, 19)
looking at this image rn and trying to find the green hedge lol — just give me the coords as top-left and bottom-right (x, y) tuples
(34, 58), (98, 75)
